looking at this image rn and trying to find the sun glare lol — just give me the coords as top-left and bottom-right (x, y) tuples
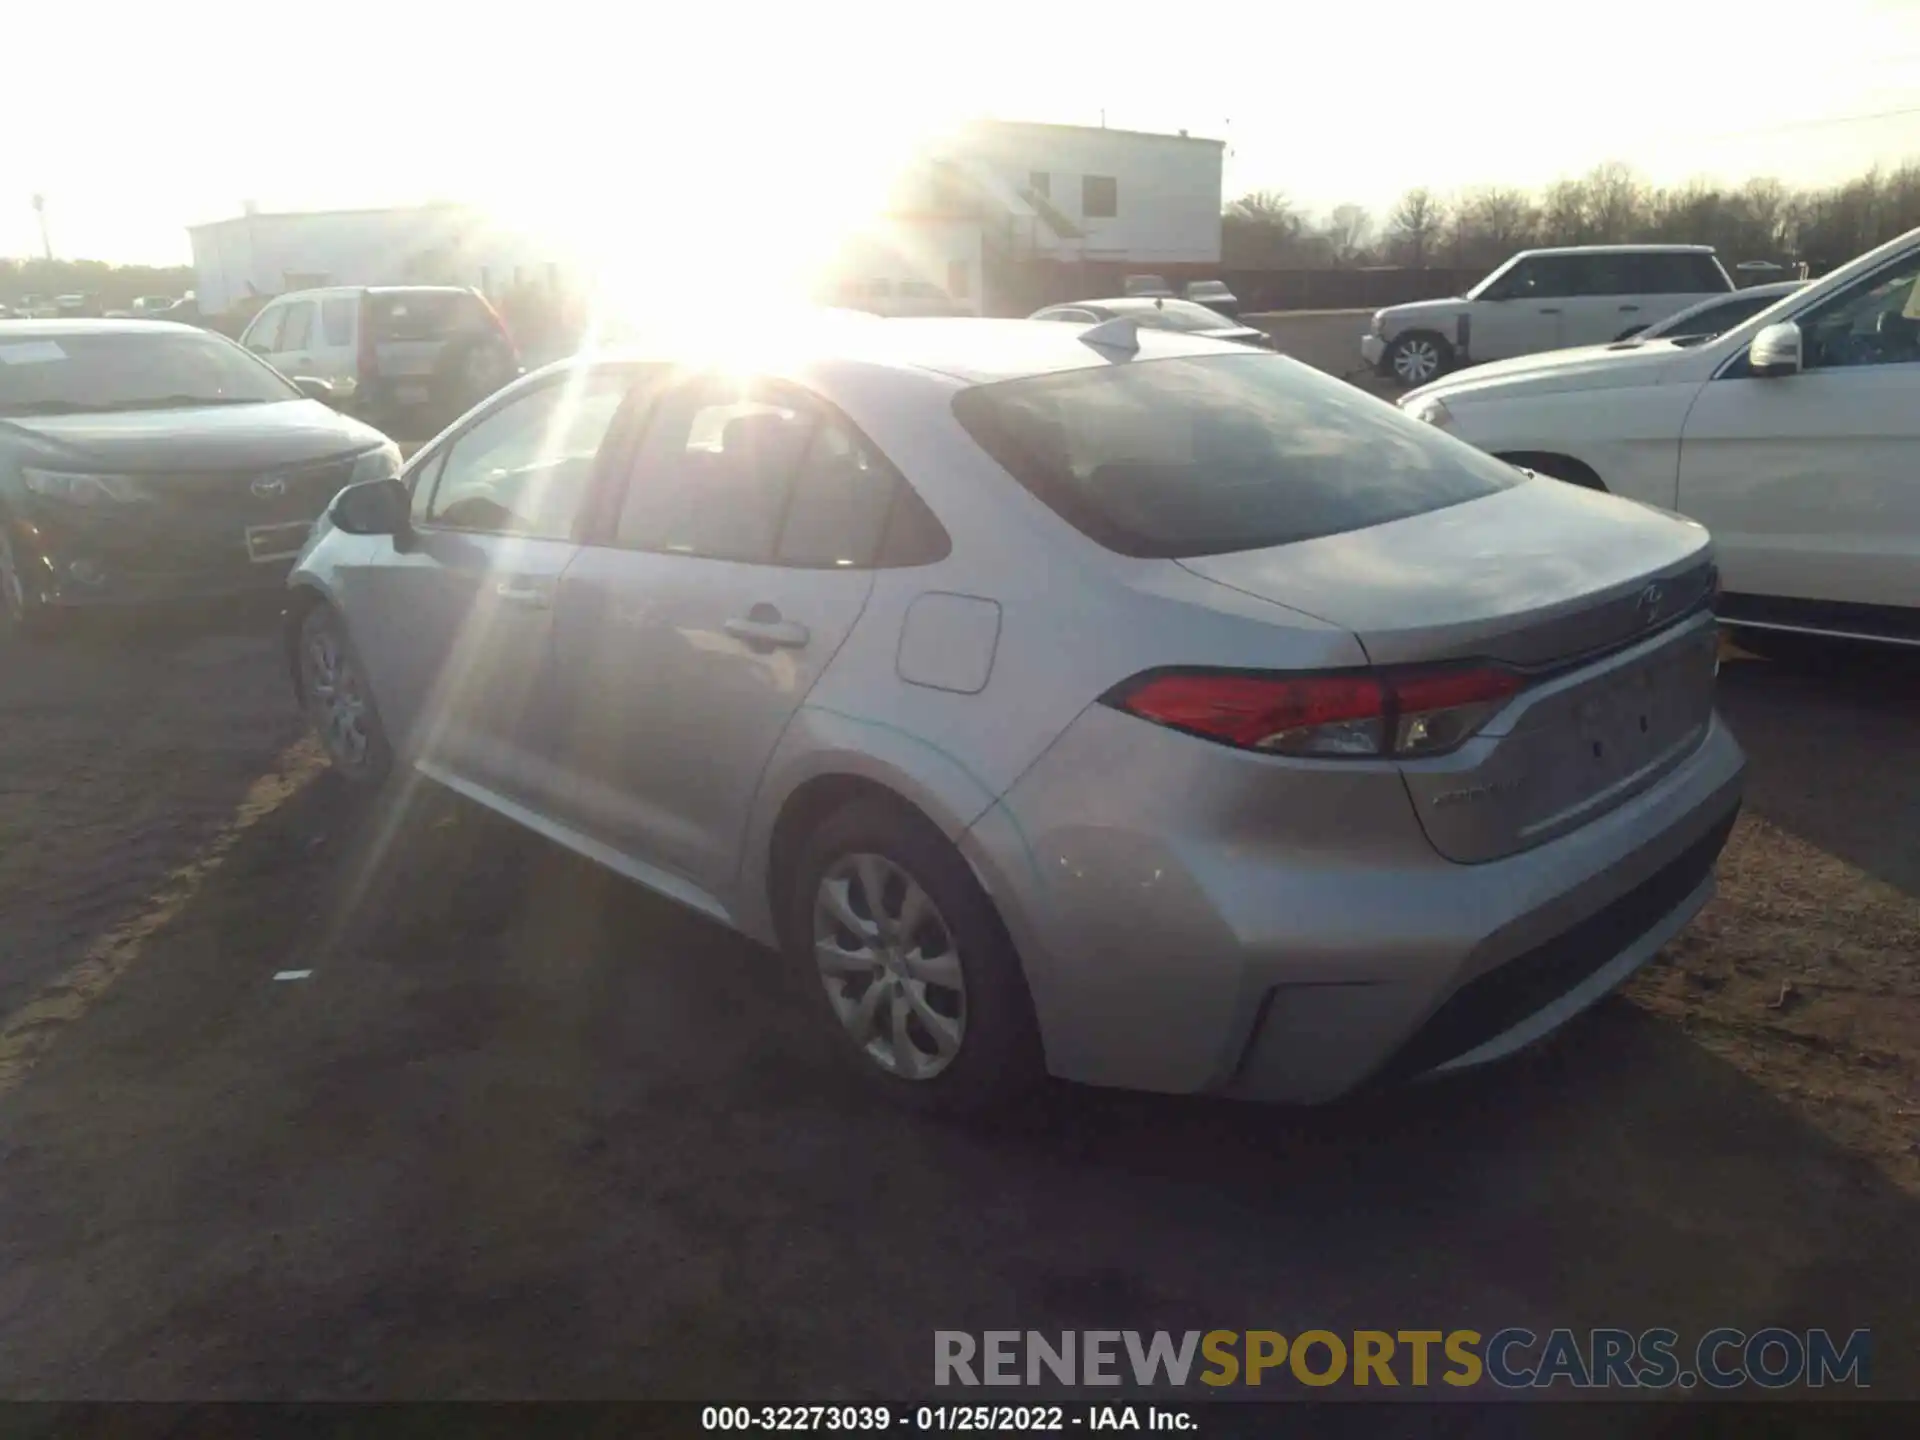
(478, 105), (947, 350)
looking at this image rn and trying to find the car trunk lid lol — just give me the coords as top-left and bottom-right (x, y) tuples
(1178, 478), (1720, 861)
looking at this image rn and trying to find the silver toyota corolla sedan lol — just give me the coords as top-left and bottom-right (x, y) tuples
(287, 318), (1745, 1113)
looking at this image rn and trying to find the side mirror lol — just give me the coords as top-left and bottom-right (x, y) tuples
(1748, 321), (1802, 378)
(329, 477), (410, 539)
(293, 376), (336, 405)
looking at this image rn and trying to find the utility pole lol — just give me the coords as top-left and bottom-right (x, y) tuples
(31, 193), (51, 261)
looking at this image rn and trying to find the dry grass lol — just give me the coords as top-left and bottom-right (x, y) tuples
(1630, 812), (1920, 1194)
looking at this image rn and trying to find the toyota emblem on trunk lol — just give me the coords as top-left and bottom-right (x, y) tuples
(251, 476), (287, 498)
(1637, 581), (1665, 626)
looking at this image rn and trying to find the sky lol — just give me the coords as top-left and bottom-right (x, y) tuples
(6, 0), (1920, 267)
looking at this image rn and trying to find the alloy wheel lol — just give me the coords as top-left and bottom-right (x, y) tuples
(812, 852), (966, 1080)
(1393, 337), (1442, 385)
(302, 620), (372, 771)
(0, 530), (28, 630)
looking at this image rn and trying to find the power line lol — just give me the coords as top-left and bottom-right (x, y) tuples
(1702, 103), (1920, 142)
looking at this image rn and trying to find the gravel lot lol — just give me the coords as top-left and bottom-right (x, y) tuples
(0, 604), (1914, 1401)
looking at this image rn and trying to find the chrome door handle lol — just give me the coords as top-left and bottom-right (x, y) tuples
(724, 616), (810, 649)
(1619, 304), (1641, 312)
(494, 580), (552, 609)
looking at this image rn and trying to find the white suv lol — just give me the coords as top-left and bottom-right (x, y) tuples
(1398, 226), (1920, 647)
(1363, 245), (1735, 385)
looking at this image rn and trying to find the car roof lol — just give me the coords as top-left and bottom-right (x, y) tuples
(1512, 243), (1717, 257)
(269, 285), (474, 301)
(0, 318), (206, 338)
(591, 316), (1251, 385)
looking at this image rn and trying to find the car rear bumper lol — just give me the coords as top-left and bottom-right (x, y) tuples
(962, 704), (1745, 1102)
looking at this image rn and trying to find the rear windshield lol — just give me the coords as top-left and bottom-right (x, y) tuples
(950, 353), (1523, 558)
(1111, 299), (1237, 332)
(368, 291), (487, 342)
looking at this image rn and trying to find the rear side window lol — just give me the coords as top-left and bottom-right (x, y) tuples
(1619, 252), (1726, 294)
(321, 297), (356, 346)
(951, 353), (1523, 559)
(369, 291), (485, 343)
(614, 377), (946, 568)
(1681, 253), (1731, 292)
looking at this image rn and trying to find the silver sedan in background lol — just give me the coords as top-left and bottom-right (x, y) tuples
(288, 319), (1745, 1113)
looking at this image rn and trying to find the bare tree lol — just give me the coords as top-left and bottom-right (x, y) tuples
(1459, 186), (1537, 267)
(1323, 203), (1372, 264)
(1584, 162), (1649, 243)
(1538, 179), (1590, 246)
(1387, 188), (1447, 267)
(1223, 189), (1310, 267)
(1226, 189), (1299, 229)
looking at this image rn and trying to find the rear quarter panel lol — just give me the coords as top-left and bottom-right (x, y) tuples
(730, 358), (1368, 943)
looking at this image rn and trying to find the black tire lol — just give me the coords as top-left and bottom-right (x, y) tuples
(296, 604), (393, 787)
(0, 523), (61, 646)
(786, 798), (1044, 1115)
(1383, 330), (1454, 387)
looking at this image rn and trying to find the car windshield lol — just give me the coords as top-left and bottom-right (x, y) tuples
(1112, 300), (1238, 332)
(952, 352), (1523, 558)
(0, 331), (298, 415)
(1645, 292), (1779, 340)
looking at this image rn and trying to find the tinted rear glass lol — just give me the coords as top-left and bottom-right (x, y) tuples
(369, 291), (484, 342)
(1109, 299), (1237, 332)
(951, 353), (1523, 558)
(1632, 252), (1731, 294)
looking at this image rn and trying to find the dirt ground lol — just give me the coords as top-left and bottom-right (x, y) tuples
(0, 600), (1915, 1401)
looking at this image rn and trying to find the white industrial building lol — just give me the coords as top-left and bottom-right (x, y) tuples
(830, 118), (1226, 312)
(188, 203), (563, 320)
(187, 119), (1224, 321)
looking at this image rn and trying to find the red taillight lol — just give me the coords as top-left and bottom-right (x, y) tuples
(1106, 664), (1524, 759)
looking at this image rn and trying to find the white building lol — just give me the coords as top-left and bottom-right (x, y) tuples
(188, 203), (563, 319)
(825, 119), (1226, 314)
(191, 120), (1224, 322)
